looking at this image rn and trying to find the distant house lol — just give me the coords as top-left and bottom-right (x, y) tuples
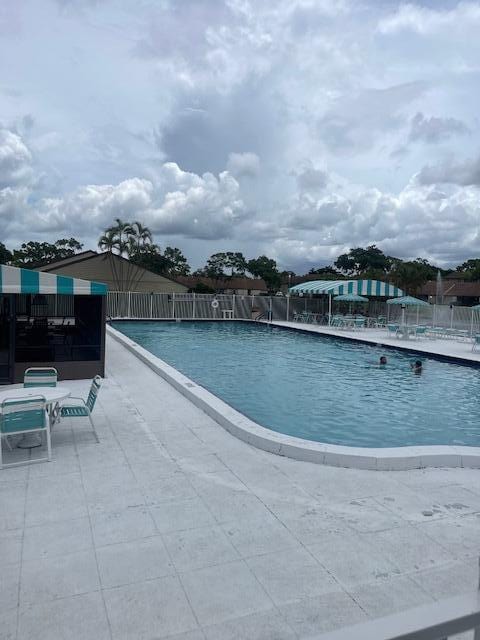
(36, 251), (188, 294)
(176, 276), (268, 295)
(420, 275), (480, 306)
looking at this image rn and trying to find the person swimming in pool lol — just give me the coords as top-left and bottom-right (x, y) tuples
(411, 360), (423, 374)
(379, 356), (387, 366)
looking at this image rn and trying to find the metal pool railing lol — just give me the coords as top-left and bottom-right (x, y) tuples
(106, 292), (480, 335)
(315, 560), (480, 639)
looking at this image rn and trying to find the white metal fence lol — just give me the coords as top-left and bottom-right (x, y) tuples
(107, 292), (480, 335)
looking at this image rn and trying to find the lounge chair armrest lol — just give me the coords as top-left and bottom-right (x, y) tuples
(61, 396), (87, 405)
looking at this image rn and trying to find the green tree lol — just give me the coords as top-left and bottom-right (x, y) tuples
(163, 247), (190, 275)
(224, 251), (248, 276)
(247, 255), (281, 292)
(204, 253), (228, 279)
(390, 258), (439, 294)
(0, 242), (12, 265)
(334, 245), (392, 276)
(202, 252), (248, 279)
(308, 266), (340, 278)
(456, 259), (480, 280)
(130, 245), (190, 276)
(11, 238), (83, 267)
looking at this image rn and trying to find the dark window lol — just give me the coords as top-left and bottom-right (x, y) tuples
(15, 295), (103, 363)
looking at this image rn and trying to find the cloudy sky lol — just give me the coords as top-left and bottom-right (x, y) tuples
(1, 0), (479, 272)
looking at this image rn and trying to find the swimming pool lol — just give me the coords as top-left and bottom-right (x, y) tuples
(113, 321), (480, 448)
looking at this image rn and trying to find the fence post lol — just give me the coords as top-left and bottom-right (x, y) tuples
(150, 293), (153, 319)
(286, 294), (290, 321)
(269, 296), (272, 322)
(172, 292), (176, 319)
(127, 291), (132, 318)
(232, 294), (235, 319)
(192, 293), (196, 320)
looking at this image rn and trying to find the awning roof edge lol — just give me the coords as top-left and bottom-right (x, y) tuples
(289, 279), (404, 297)
(0, 264), (108, 296)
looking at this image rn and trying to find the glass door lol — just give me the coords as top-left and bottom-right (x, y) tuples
(0, 295), (14, 383)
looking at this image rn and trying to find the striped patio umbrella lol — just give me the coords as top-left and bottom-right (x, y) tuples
(387, 295), (430, 326)
(334, 293), (369, 314)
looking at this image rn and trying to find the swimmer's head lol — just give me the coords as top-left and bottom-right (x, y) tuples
(379, 356), (387, 365)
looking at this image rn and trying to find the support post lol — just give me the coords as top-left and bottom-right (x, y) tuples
(328, 294), (332, 326)
(286, 294), (290, 321)
(127, 291), (131, 318)
(150, 293), (153, 319)
(172, 292), (176, 319)
(269, 296), (272, 322)
(192, 293), (196, 320)
(232, 294), (235, 320)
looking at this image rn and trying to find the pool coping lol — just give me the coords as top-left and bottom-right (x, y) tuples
(107, 324), (480, 471)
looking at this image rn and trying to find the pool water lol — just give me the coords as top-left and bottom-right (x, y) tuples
(113, 321), (480, 448)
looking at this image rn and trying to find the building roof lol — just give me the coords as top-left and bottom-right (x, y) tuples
(289, 279), (404, 297)
(36, 250), (98, 271)
(0, 263), (107, 295)
(37, 250), (188, 292)
(176, 275), (268, 291)
(420, 280), (480, 297)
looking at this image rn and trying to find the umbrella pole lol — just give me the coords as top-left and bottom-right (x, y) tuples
(401, 306), (405, 327)
(328, 294), (332, 326)
(471, 309), (474, 338)
(416, 306), (419, 326)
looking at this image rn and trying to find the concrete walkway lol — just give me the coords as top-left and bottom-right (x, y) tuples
(1, 335), (479, 639)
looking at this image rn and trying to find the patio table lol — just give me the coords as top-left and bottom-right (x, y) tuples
(0, 385), (71, 448)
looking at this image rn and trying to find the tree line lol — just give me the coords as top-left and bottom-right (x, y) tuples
(2, 224), (480, 294)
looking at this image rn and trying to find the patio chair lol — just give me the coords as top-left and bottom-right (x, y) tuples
(387, 324), (399, 337)
(472, 335), (480, 352)
(412, 326), (427, 339)
(58, 376), (102, 443)
(353, 318), (365, 330)
(24, 367), (58, 388)
(1, 396), (51, 469)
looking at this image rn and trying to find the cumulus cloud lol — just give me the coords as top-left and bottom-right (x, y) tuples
(317, 82), (426, 153)
(417, 155), (480, 187)
(296, 163), (328, 192)
(409, 112), (469, 144)
(145, 163), (246, 239)
(377, 2), (480, 36)
(0, 128), (246, 242)
(0, 128), (33, 188)
(226, 152), (260, 178)
(1, 0), (480, 270)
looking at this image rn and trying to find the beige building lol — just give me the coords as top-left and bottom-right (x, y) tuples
(37, 251), (188, 293)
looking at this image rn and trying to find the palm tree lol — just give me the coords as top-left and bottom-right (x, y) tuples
(98, 229), (123, 290)
(130, 221), (152, 253)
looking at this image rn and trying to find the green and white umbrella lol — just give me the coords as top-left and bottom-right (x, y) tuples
(386, 295), (430, 326)
(334, 293), (369, 315)
(333, 293), (369, 302)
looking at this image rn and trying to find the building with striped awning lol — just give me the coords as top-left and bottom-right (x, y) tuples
(0, 264), (107, 296)
(289, 279), (404, 297)
(0, 264), (107, 384)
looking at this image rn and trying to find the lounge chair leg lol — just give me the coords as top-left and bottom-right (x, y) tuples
(88, 412), (100, 443)
(46, 426), (52, 462)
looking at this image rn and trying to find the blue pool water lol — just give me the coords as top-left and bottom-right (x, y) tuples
(113, 321), (480, 448)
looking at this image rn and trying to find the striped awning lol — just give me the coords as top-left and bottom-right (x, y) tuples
(0, 264), (107, 296)
(289, 279), (404, 297)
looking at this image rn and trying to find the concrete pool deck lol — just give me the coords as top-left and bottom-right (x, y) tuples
(1, 334), (479, 639)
